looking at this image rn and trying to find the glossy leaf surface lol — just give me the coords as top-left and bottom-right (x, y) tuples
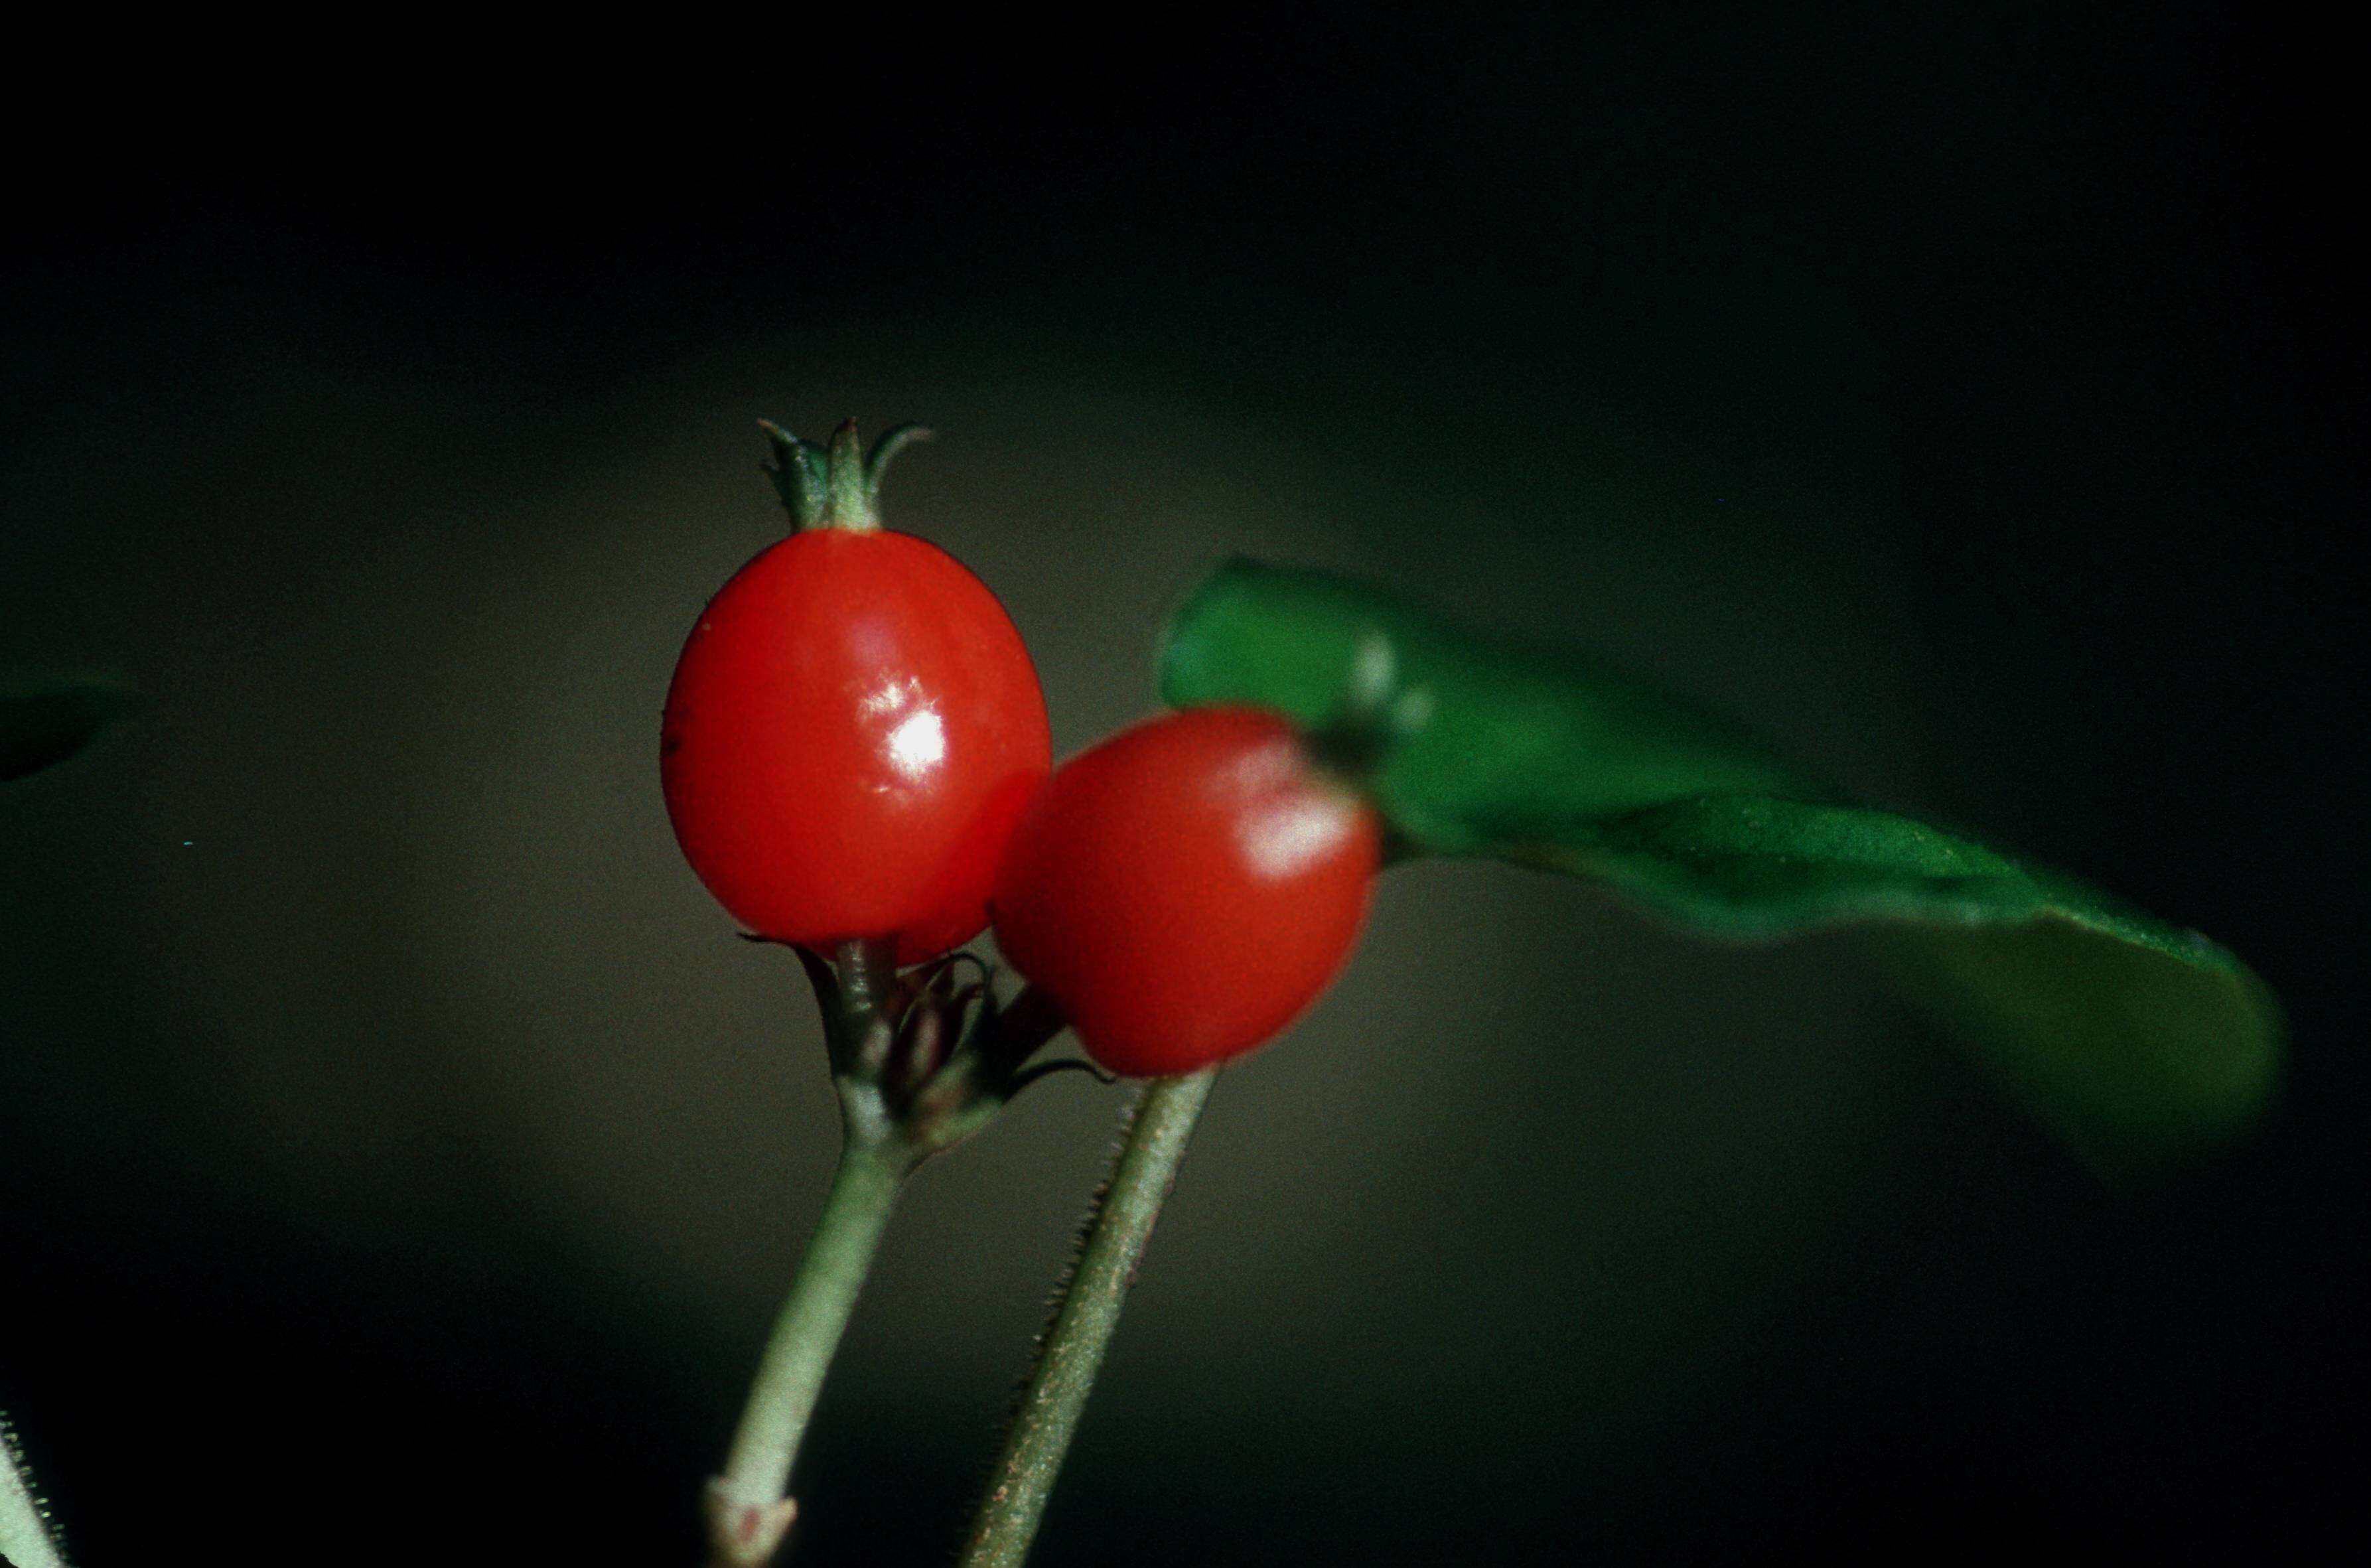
(1159, 559), (2281, 1173)
(1159, 559), (1825, 851)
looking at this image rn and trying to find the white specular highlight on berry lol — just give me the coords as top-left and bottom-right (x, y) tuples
(1238, 796), (1357, 879)
(888, 709), (948, 779)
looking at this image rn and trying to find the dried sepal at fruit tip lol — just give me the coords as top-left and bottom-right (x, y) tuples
(756, 416), (934, 534)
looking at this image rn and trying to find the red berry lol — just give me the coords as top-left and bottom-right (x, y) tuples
(662, 423), (1050, 965)
(990, 706), (1382, 1077)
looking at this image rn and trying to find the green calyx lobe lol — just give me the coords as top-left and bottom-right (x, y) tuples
(1158, 557), (2283, 1177)
(760, 416), (934, 534)
(1298, 631), (1436, 792)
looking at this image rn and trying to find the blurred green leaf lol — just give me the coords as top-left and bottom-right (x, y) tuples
(1516, 794), (2281, 1169)
(1159, 559), (1828, 847)
(1, 681), (137, 783)
(1159, 559), (2281, 1173)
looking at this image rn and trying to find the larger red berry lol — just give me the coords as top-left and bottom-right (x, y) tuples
(663, 421), (1050, 965)
(990, 706), (1382, 1077)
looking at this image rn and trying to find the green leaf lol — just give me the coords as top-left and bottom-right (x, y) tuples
(1159, 559), (2281, 1174)
(1159, 559), (1830, 851)
(1523, 795), (2281, 1170)
(1, 681), (137, 783)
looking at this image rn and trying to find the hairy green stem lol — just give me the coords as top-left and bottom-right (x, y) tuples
(705, 1126), (909, 1567)
(960, 1068), (1219, 1567)
(2, 1407), (67, 1568)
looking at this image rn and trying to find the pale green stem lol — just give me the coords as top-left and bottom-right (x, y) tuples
(2, 1407), (68, 1568)
(705, 1124), (909, 1568)
(960, 1067), (1219, 1568)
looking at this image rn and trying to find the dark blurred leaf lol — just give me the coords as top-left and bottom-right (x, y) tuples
(1159, 559), (2281, 1173)
(1515, 794), (2281, 1169)
(1, 682), (137, 782)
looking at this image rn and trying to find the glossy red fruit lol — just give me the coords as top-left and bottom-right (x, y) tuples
(662, 421), (1050, 965)
(990, 705), (1382, 1077)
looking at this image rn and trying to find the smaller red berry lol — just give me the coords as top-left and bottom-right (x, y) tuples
(990, 706), (1384, 1077)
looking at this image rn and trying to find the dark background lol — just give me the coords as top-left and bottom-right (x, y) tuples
(4, 7), (2361, 1564)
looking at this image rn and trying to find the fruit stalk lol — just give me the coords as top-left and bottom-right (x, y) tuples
(705, 1123), (909, 1568)
(958, 1067), (1219, 1567)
